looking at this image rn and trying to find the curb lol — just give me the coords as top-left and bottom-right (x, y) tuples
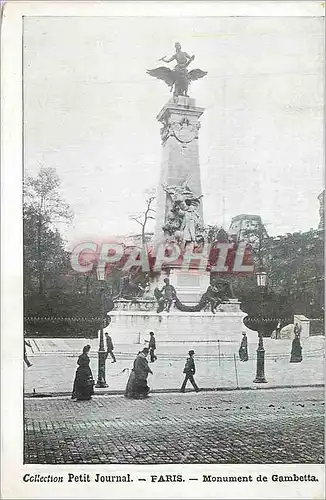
(24, 383), (324, 399)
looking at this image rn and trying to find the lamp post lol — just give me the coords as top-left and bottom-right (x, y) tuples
(95, 283), (108, 388)
(253, 269), (268, 384)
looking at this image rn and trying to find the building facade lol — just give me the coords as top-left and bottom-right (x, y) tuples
(229, 214), (268, 242)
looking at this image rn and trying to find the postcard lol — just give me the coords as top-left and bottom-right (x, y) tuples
(1, 1), (324, 499)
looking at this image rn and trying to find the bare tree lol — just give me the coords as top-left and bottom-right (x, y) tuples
(129, 194), (156, 245)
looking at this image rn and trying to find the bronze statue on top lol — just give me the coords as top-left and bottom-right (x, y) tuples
(147, 42), (207, 98)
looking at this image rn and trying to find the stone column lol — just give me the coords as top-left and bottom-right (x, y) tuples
(154, 96), (205, 242)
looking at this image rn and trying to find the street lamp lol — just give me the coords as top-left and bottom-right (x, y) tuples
(256, 271), (267, 288)
(253, 269), (268, 384)
(95, 273), (108, 388)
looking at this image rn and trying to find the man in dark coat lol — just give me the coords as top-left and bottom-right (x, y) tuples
(180, 350), (200, 393)
(105, 332), (116, 363)
(148, 332), (157, 362)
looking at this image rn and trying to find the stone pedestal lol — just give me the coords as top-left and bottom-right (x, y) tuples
(108, 300), (247, 345)
(167, 268), (210, 303)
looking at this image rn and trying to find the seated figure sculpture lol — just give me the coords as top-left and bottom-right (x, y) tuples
(154, 278), (177, 313)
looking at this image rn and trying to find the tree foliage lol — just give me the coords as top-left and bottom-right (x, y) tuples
(24, 167), (73, 294)
(235, 227), (324, 332)
(265, 230), (324, 318)
(204, 222), (324, 334)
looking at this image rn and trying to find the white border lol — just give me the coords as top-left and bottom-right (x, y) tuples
(1, 1), (325, 499)
(2, 1), (325, 17)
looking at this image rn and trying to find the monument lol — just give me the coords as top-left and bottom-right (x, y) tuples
(108, 43), (248, 344)
(147, 42), (209, 303)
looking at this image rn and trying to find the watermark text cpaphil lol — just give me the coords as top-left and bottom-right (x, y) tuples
(70, 240), (254, 278)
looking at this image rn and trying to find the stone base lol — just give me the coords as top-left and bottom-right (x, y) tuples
(107, 300), (247, 345)
(293, 314), (310, 338)
(168, 268), (210, 303)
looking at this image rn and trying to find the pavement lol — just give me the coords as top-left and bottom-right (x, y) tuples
(24, 336), (325, 395)
(24, 386), (324, 464)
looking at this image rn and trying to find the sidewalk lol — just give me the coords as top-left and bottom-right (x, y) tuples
(24, 336), (325, 395)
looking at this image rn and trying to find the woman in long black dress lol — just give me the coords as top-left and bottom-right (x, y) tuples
(239, 332), (249, 361)
(71, 345), (94, 400)
(125, 348), (153, 399)
(290, 334), (303, 363)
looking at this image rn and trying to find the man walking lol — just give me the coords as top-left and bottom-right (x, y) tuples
(148, 332), (157, 363)
(105, 332), (116, 363)
(180, 350), (200, 393)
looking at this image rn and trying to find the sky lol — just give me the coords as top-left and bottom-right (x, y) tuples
(23, 16), (324, 248)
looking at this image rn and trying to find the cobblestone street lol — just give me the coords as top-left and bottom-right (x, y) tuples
(24, 387), (324, 464)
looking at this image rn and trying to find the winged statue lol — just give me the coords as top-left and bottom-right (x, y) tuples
(147, 42), (207, 98)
